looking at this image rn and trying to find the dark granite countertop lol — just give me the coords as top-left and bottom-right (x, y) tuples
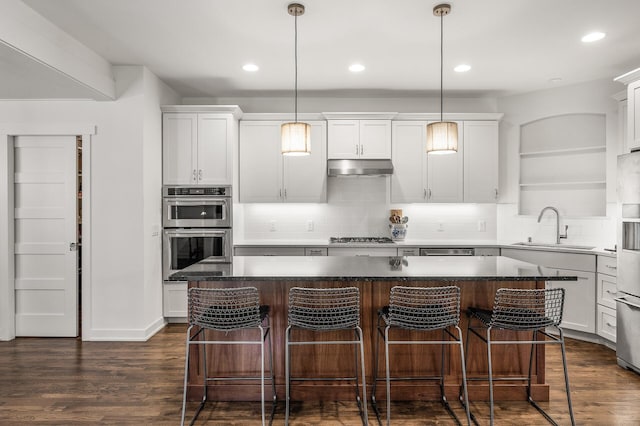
(169, 255), (577, 282)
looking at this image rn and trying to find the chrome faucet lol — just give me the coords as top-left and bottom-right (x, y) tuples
(537, 206), (568, 244)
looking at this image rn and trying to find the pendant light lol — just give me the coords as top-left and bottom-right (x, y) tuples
(426, 3), (458, 155)
(281, 3), (311, 156)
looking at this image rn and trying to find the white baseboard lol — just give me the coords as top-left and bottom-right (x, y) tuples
(84, 317), (167, 341)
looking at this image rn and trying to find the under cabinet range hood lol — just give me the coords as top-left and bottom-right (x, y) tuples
(327, 159), (394, 177)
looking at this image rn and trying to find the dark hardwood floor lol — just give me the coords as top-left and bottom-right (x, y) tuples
(1, 324), (639, 425)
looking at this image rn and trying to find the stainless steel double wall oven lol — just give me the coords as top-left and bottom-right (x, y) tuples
(162, 185), (232, 281)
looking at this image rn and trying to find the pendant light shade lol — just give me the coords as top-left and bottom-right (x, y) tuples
(282, 3), (310, 156)
(281, 121), (311, 155)
(427, 3), (458, 155)
(426, 121), (458, 154)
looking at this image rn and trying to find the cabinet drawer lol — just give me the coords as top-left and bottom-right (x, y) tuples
(397, 247), (420, 256)
(305, 247), (328, 256)
(597, 255), (618, 276)
(597, 304), (617, 343)
(234, 247), (305, 256)
(597, 273), (617, 309)
(328, 247), (397, 256)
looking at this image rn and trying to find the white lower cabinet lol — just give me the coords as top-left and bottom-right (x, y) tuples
(234, 247), (305, 256)
(597, 305), (617, 342)
(501, 248), (596, 334)
(163, 282), (187, 318)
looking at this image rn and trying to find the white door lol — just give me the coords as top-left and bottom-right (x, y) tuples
(14, 136), (78, 337)
(162, 113), (197, 184)
(239, 121), (283, 202)
(427, 121), (464, 203)
(197, 114), (232, 185)
(284, 121), (327, 203)
(464, 121), (499, 202)
(391, 121), (428, 203)
(359, 120), (391, 159)
(327, 120), (360, 159)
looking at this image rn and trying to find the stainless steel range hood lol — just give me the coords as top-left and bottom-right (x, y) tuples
(327, 159), (394, 177)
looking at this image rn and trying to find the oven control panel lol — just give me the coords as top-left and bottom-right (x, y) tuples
(163, 186), (231, 197)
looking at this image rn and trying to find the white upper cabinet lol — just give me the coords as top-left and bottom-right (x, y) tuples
(239, 120), (327, 203)
(162, 106), (238, 185)
(464, 121), (499, 202)
(427, 120), (464, 203)
(628, 78), (640, 151)
(327, 120), (391, 159)
(391, 122), (427, 202)
(615, 68), (640, 152)
(391, 120), (464, 203)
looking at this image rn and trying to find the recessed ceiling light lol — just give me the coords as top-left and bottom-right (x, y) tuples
(581, 32), (606, 43)
(242, 63), (259, 72)
(549, 77), (563, 83)
(348, 63), (365, 73)
(454, 64), (471, 73)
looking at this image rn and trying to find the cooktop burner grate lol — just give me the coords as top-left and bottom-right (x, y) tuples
(329, 237), (394, 244)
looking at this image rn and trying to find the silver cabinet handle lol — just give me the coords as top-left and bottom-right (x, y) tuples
(605, 290), (616, 294)
(494, 188), (499, 199)
(428, 188), (432, 199)
(284, 188), (287, 199)
(192, 169), (197, 181)
(605, 322), (616, 328)
(423, 189), (427, 199)
(69, 242), (77, 251)
(355, 144), (359, 155)
(605, 264), (617, 269)
(279, 189), (282, 199)
(360, 144), (364, 155)
(198, 169), (202, 180)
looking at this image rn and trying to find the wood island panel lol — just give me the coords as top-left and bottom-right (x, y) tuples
(185, 278), (549, 403)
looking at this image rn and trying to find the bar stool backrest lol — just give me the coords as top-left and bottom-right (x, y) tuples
(490, 287), (565, 330)
(188, 287), (261, 331)
(288, 287), (360, 331)
(388, 285), (460, 330)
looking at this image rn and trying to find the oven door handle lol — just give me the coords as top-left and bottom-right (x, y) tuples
(615, 297), (640, 310)
(165, 199), (228, 205)
(164, 229), (228, 236)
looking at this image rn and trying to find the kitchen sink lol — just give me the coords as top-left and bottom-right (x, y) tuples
(512, 242), (596, 250)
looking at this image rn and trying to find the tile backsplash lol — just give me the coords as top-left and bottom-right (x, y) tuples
(234, 177), (498, 242)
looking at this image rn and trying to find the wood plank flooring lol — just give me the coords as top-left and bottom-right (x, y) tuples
(1, 324), (639, 425)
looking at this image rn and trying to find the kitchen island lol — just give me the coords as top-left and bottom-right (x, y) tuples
(171, 256), (575, 403)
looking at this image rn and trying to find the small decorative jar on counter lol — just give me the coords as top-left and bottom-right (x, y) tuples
(389, 223), (408, 241)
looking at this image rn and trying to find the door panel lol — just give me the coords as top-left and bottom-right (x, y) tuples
(14, 135), (78, 337)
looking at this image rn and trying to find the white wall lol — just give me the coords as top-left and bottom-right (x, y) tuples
(0, 66), (179, 341)
(496, 78), (622, 248)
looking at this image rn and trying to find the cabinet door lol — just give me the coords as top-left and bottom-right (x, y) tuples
(547, 269), (596, 333)
(239, 121), (283, 202)
(197, 114), (232, 185)
(391, 121), (427, 202)
(360, 120), (392, 158)
(163, 113), (196, 184)
(464, 121), (499, 202)
(283, 121), (327, 202)
(628, 79), (640, 151)
(427, 121), (463, 202)
(163, 282), (187, 318)
(328, 120), (359, 159)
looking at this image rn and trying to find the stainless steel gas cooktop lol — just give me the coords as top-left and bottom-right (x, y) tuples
(329, 237), (394, 244)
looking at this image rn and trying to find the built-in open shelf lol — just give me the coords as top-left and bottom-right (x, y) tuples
(519, 113), (606, 216)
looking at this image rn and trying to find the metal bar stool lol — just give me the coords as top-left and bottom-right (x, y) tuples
(180, 287), (276, 426)
(465, 287), (575, 426)
(285, 286), (368, 425)
(371, 285), (471, 425)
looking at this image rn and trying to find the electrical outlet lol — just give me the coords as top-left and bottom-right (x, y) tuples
(307, 220), (314, 231)
(269, 220), (276, 232)
(478, 220), (486, 232)
(437, 222), (444, 232)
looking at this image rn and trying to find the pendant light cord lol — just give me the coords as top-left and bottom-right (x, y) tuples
(294, 12), (299, 124)
(439, 12), (443, 123)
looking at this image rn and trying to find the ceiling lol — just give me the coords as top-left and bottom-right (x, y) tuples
(11, 0), (640, 99)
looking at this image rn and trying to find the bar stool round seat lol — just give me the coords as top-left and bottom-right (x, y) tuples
(465, 287), (576, 426)
(372, 285), (471, 425)
(285, 286), (368, 425)
(180, 287), (276, 426)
